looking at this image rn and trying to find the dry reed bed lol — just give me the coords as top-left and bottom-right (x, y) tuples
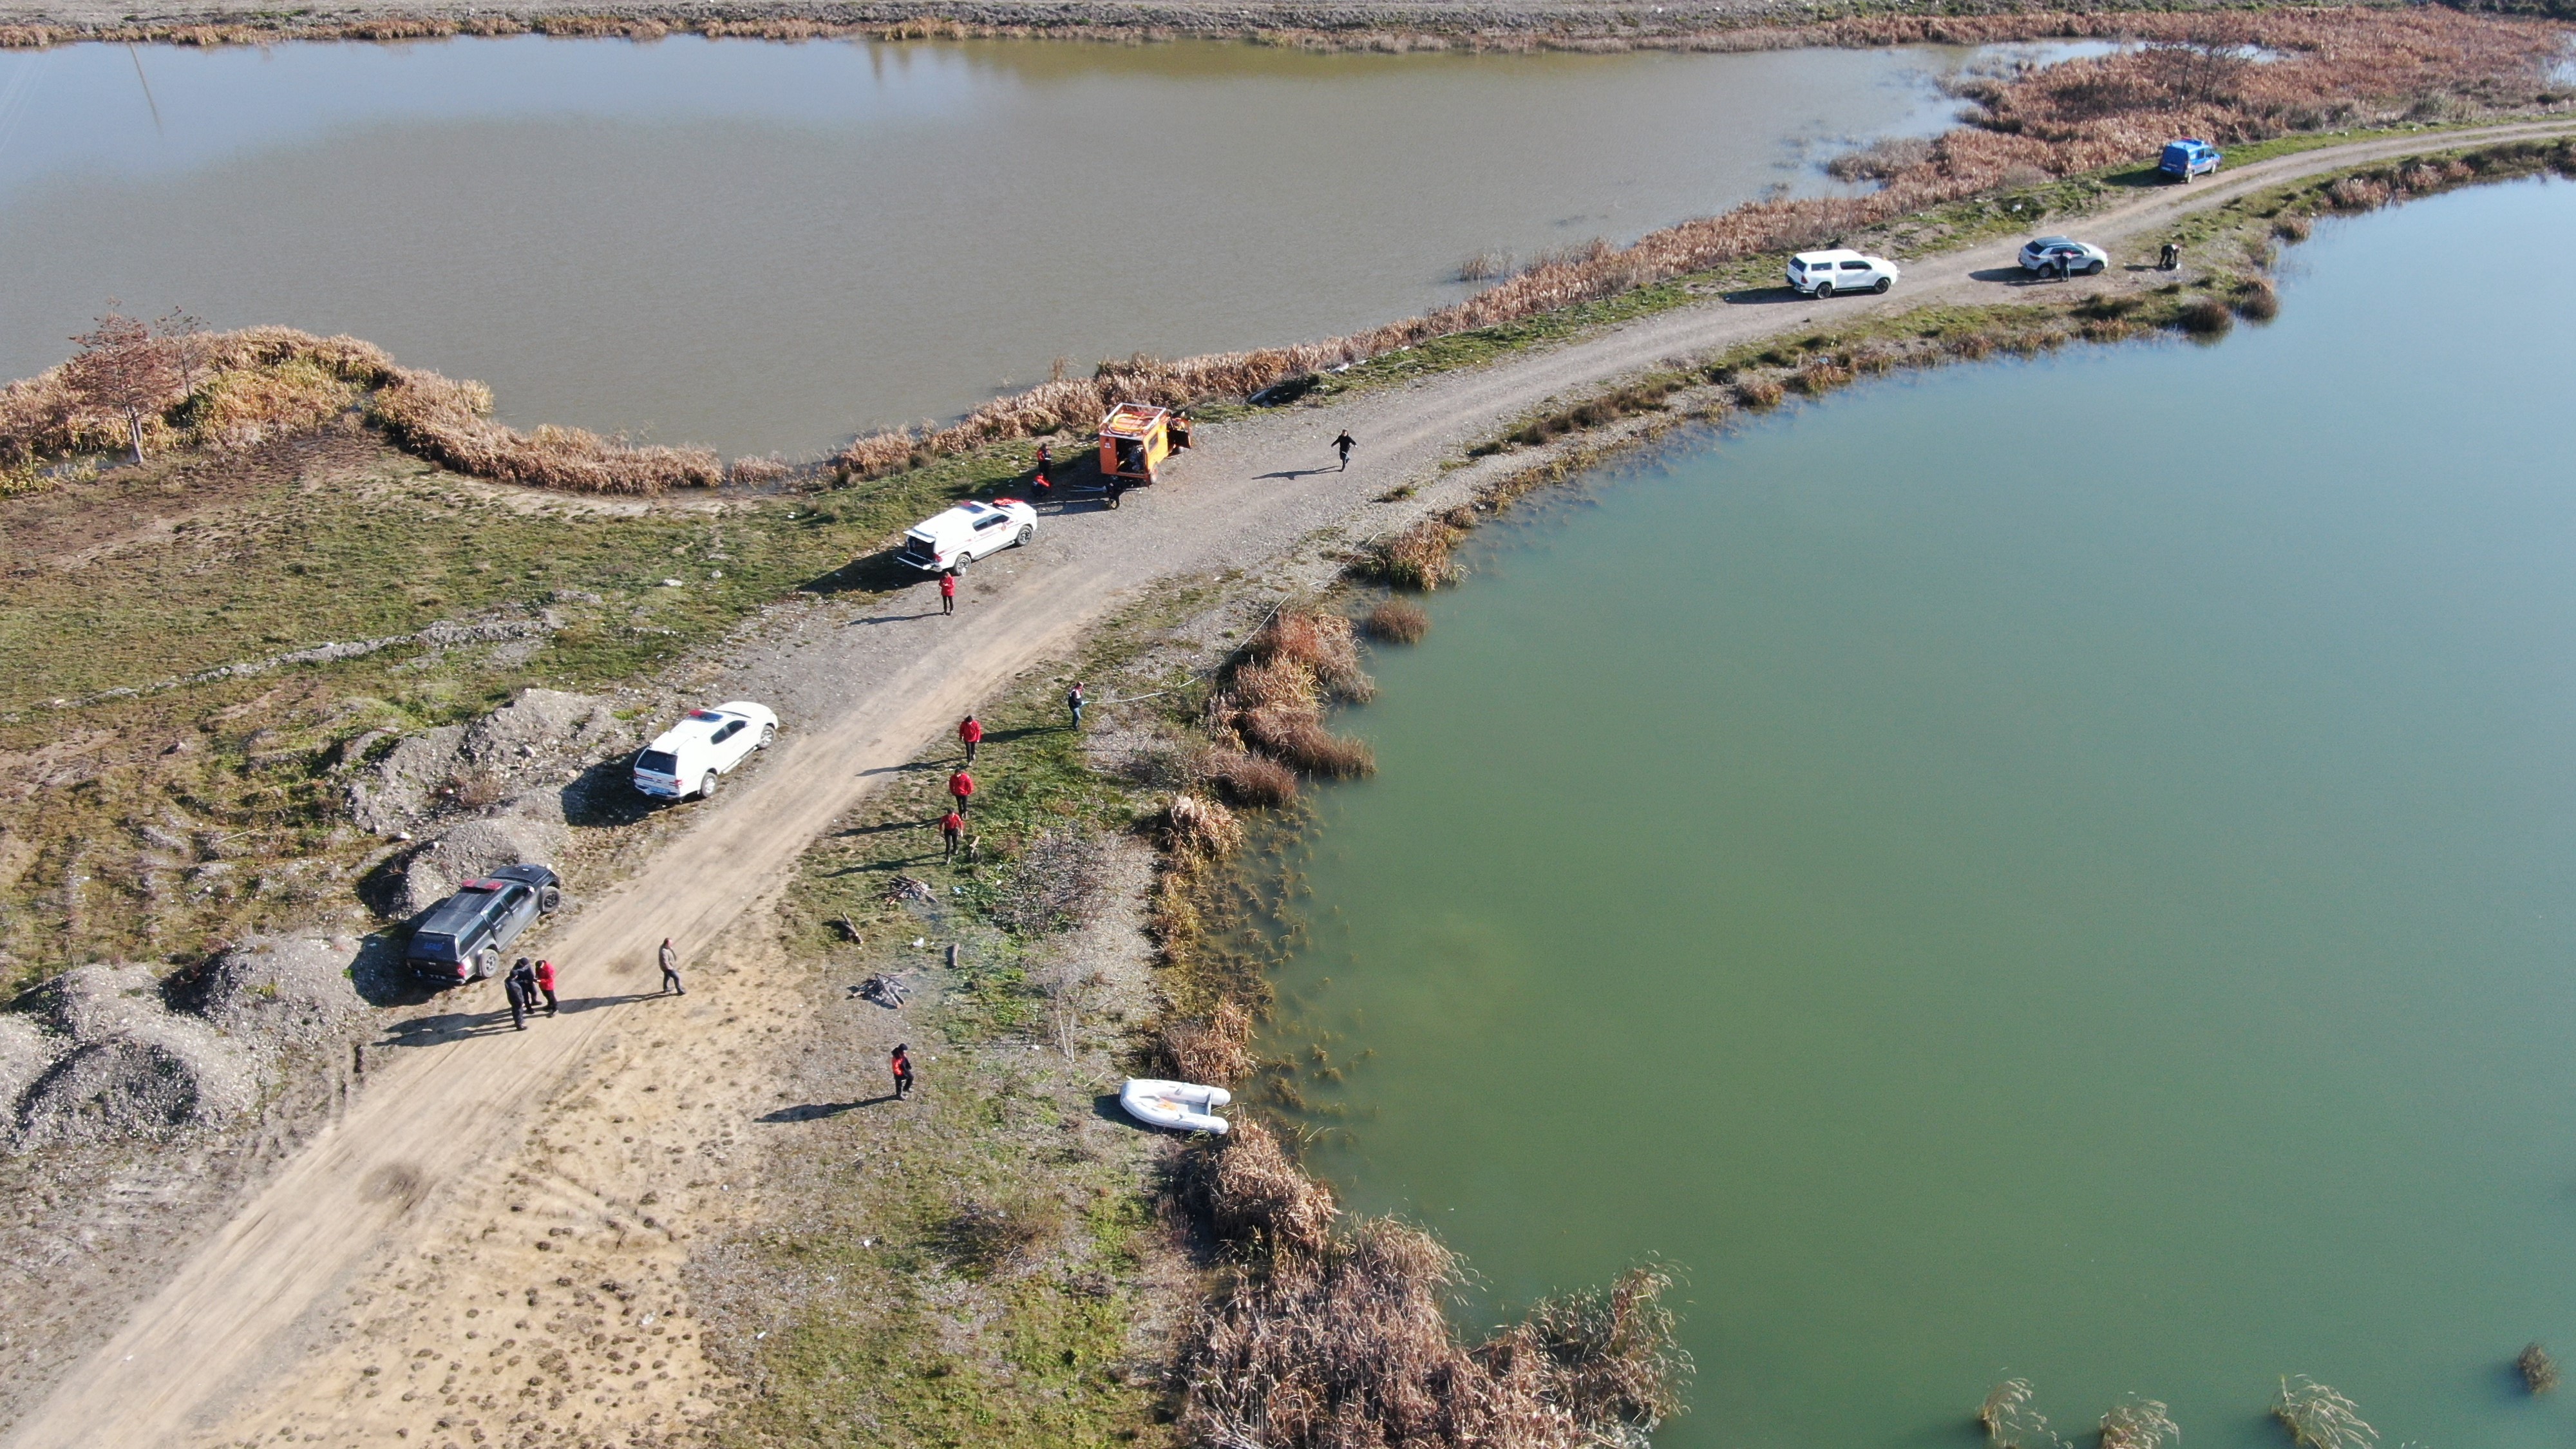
(1177, 1121), (1690, 1449)
(0, 325), (722, 493)
(820, 7), (2570, 481)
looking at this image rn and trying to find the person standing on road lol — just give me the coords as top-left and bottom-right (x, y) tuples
(939, 570), (957, 616)
(506, 957), (538, 1030)
(534, 958), (559, 1017)
(941, 809), (965, 863)
(949, 768), (976, 816)
(891, 1043), (914, 1101)
(1333, 430), (1356, 471)
(658, 937), (685, 996)
(1032, 442), (1052, 497)
(1066, 681), (1086, 730)
(958, 712), (983, 763)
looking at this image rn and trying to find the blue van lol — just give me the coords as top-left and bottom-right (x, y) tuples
(2160, 139), (2222, 182)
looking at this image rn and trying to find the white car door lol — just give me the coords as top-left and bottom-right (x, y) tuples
(710, 717), (753, 770)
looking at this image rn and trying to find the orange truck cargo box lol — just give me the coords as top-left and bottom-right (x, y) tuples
(1097, 402), (1191, 484)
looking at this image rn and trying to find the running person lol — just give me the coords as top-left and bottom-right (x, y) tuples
(1332, 431), (1355, 470)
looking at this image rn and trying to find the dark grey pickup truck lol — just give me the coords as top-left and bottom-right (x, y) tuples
(406, 863), (562, 984)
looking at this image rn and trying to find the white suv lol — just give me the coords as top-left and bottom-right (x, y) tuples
(1787, 250), (1899, 298)
(633, 701), (777, 800)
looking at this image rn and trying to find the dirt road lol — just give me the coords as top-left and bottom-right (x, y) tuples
(9, 119), (2568, 1449)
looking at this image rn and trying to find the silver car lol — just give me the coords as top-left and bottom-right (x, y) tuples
(2019, 236), (2109, 277)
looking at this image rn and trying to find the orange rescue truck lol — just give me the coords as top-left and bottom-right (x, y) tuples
(1097, 402), (1191, 498)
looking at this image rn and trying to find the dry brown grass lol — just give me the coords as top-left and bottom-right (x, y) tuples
(1199, 748), (1300, 808)
(1177, 1119), (1691, 1449)
(2, 325), (725, 494)
(2178, 296), (2237, 336)
(1206, 611), (1380, 780)
(1365, 598), (1431, 645)
(1161, 792), (1246, 860)
(1362, 516), (1468, 592)
(1161, 998), (1258, 1088)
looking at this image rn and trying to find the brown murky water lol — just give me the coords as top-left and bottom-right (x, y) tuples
(0, 35), (1988, 455)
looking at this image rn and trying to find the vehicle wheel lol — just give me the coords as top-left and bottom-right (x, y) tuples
(539, 886), (561, 913)
(1813, 281), (1833, 299)
(2086, 260), (2105, 276)
(473, 948), (498, 980)
(700, 772), (719, 800)
(758, 723), (775, 748)
(1873, 276), (1892, 294)
(1016, 524), (1032, 547)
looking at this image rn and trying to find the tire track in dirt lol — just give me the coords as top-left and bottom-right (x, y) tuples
(8, 117), (2568, 1449)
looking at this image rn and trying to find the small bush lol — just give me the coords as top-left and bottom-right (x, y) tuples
(1249, 611), (1374, 702)
(987, 828), (1108, 936)
(2178, 297), (2236, 336)
(1978, 1379), (2048, 1449)
(1736, 377), (1786, 410)
(2273, 1376), (2376, 1449)
(1200, 748), (1298, 807)
(2099, 1394), (2180, 1449)
(1792, 357), (1857, 395)
(2233, 276), (2281, 321)
(938, 1189), (1068, 1276)
(1367, 597), (1430, 644)
(1241, 711), (1376, 778)
(2519, 1341), (2559, 1394)
(1826, 135), (1934, 182)
(1363, 518), (1464, 591)
(1161, 793), (1244, 859)
(2274, 213), (2314, 242)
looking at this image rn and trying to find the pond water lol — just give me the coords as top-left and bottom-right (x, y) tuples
(1262, 176), (2576, 1448)
(0, 35), (1986, 455)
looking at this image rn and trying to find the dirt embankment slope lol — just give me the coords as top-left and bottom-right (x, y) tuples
(6, 120), (2573, 1449)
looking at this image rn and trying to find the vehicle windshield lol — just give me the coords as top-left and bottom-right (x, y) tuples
(638, 750), (679, 774)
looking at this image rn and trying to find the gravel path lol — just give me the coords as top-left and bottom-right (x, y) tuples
(7, 118), (2568, 1449)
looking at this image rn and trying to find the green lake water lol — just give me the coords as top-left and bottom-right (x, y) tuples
(1262, 176), (2576, 1448)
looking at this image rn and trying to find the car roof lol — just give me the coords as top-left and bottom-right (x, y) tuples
(1793, 249), (1864, 263)
(2029, 236), (2077, 247)
(649, 702), (768, 750)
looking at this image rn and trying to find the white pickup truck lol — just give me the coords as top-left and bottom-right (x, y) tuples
(895, 498), (1037, 573)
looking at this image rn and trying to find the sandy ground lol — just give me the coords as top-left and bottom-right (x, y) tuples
(6, 119), (2571, 1449)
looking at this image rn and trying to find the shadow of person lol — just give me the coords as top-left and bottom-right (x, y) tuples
(552, 992), (659, 1015)
(379, 1009), (521, 1048)
(756, 1095), (900, 1123)
(1969, 266), (2045, 284)
(1253, 468), (1323, 481)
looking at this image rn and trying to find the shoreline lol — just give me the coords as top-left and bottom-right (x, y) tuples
(0, 1), (2277, 50)
(3, 116), (2574, 1449)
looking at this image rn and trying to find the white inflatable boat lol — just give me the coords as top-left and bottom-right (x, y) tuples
(1120, 1077), (1232, 1134)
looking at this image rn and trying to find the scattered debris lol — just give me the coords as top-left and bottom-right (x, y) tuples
(855, 973), (911, 1010)
(881, 876), (934, 906)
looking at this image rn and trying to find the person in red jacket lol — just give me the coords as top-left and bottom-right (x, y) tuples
(890, 1043), (914, 1101)
(949, 768), (975, 815)
(533, 958), (558, 1017)
(958, 712), (983, 763)
(939, 569), (957, 616)
(940, 809), (965, 863)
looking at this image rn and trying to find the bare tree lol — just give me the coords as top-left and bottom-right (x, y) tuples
(61, 309), (181, 464)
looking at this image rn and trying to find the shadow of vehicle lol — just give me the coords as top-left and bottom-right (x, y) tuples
(350, 931), (440, 1008)
(1722, 285), (1821, 305)
(803, 550), (916, 598)
(1970, 266), (2056, 284)
(562, 757), (657, 829)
